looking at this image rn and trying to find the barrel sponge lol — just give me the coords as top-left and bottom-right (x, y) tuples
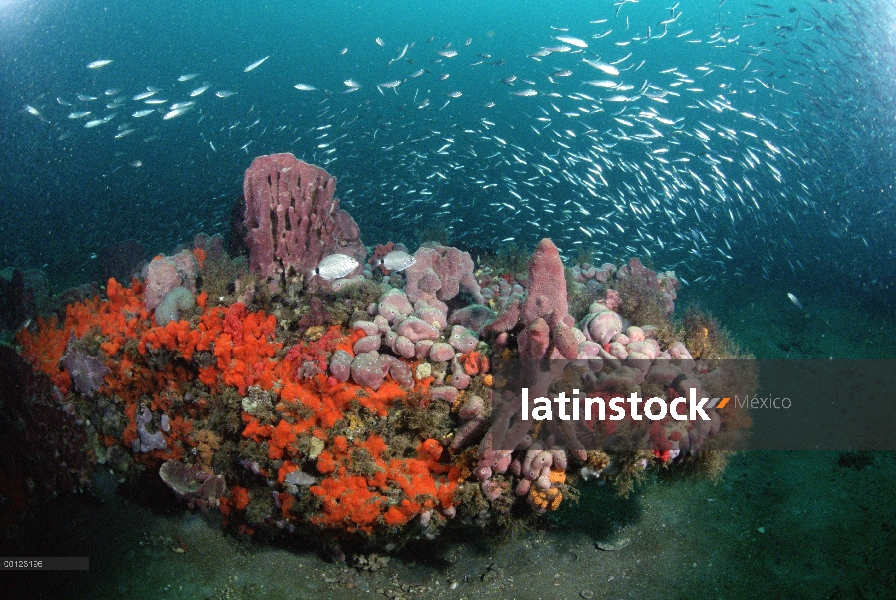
(155, 286), (195, 326)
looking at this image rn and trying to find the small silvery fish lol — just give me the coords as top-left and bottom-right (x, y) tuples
(554, 35), (588, 48)
(787, 293), (803, 310)
(87, 59), (113, 69)
(244, 56), (270, 72)
(381, 250), (416, 272)
(582, 58), (619, 75)
(163, 106), (191, 120)
(316, 254), (359, 280)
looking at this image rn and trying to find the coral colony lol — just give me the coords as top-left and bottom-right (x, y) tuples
(12, 153), (751, 546)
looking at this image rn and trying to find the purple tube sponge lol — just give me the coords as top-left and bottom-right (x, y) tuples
(243, 153), (365, 284)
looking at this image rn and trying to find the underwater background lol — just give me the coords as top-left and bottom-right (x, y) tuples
(1, 0), (895, 598)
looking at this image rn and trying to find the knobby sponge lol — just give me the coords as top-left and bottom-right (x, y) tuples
(155, 286), (195, 326)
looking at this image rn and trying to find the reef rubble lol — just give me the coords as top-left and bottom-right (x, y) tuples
(6, 154), (753, 549)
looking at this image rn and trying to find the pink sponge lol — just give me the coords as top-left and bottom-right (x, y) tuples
(405, 245), (484, 304)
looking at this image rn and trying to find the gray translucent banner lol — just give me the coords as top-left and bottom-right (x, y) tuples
(487, 359), (896, 453)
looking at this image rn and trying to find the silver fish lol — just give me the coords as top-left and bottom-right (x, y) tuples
(381, 250), (416, 272)
(189, 84), (211, 97)
(554, 35), (588, 48)
(177, 73), (199, 82)
(582, 58), (619, 75)
(87, 59), (113, 69)
(787, 293), (803, 310)
(244, 56), (270, 72)
(163, 106), (192, 120)
(294, 83), (317, 91)
(316, 254), (359, 280)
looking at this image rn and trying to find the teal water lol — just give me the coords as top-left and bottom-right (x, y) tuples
(2, 1), (896, 597)
(1, 0), (894, 306)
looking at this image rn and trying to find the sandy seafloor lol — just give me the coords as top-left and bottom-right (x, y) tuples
(2, 285), (895, 600)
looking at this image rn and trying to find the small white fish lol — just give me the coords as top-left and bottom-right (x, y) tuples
(87, 59), (113, 69)
(511, 89), (538, 97)
(163, 106), (192, 120)
(84, 118), (105, 128)
(132, 90), (157, 101)
(68, 111), (92, 119)
(169, 101), (195, 110)
(114, 129), (135, 138)
(77, 94), (98, 101)
(582, 58), (619, 76)
(344, 79), (361, 88)
(554, 35), (588, 48)
(130, 160), (142, 168)
(375, 37), (385, 47)
(24, 105), (42, 117)
(132, 109), (155, 118)
(584, 80), (618, 88)
(388, 43), (409, 66)
(294, 83), (317, 91)
(381, 250), (416, 272)
(315, 254), (359, 280)
(243, 56), (270, 72)
(177, 73), (199, 82)
(189, 84), (211, 97)
(144, 98), (167, 105)
(215, 90), (236, 98)
(787, 293), (803, 310)
(437, 49), (458, 58)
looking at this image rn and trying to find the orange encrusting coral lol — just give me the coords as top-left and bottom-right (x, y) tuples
(16, 278), (462, 535)
(306, 434), (459, 533)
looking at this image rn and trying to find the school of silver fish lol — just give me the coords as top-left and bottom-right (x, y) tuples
(18, 0), (894, 291)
